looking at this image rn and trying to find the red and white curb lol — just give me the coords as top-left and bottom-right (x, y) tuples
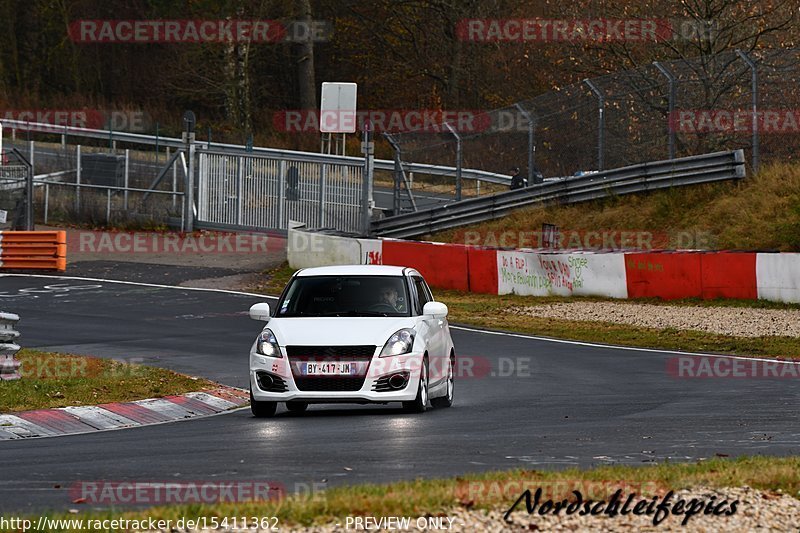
(0, 386), (249, 440)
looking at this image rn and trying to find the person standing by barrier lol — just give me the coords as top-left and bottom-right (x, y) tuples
(509, 167), (527, 190)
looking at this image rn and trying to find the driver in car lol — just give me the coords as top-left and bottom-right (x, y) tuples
(379, 286), (402, 312)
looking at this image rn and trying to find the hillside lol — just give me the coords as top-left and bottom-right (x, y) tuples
(428, 163), (800, 252)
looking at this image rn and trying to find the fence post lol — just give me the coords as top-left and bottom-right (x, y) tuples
(28, 140), (34, 177)
(318, 163), (327, 228)
(44, 183), (49, 224)
(182, 111), (196, 232)
(444, 123), (463, 201)
(236, 156), (244, 225)
(361, 122), (375, 235)
(736, 49), (759, 173)
(76, 144), (81, 213)
(653, 61), (677, 159)
(278, 160), (286, 229)
(515, 103), (538, 183)
(124, 149), (130, 211)
(383, 133), (402, 215)
(584, 79), (605, 171)
(25, 157), (33, 230)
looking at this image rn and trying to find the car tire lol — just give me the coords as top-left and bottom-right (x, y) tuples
(431, 355), (454, 409)
(403, 356), (429, 413)
(286, 401), (308, 413)
(250, 387), (277, 418)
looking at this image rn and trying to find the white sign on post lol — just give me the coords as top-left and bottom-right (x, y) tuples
(320, 82), (358, 133)
(0, 210), (7, 223)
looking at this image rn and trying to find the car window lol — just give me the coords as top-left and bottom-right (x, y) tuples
(276, 275), (409, 317)
(412, 276), (432, 313)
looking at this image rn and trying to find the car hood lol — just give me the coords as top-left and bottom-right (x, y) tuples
(267, 317), (418, 348)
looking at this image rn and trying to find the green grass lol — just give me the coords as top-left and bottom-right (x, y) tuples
(0, 350), (216, 412)
(20, 457), (800, 531)
(250, 263), (800, 359)
(428, 162), (800, 251)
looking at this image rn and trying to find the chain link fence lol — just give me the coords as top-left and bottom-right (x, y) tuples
(388, 48), (800, 185)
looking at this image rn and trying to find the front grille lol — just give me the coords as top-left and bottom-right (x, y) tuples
(286, 345), (376, 360)
(256, 371), (288, 392)
(293, 376), (366, 392)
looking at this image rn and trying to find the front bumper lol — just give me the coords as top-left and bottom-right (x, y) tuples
(249, 350), (424, 403)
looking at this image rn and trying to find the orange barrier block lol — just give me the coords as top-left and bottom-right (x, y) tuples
(0, 231), (67, 272)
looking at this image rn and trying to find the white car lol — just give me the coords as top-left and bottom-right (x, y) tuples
(247, 265), (456, 417)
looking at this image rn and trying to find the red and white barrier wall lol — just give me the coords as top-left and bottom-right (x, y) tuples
(287, 228), (800, 304)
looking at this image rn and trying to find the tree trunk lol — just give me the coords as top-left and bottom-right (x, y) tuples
(295, 0), (317, 109)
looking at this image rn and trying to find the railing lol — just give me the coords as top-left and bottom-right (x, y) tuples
(0, 312), (21, 381)
(372, 150), (746, 238)
(0, 119), (511, 185)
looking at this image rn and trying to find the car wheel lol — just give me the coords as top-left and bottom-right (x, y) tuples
(431, 355), (454, 409)
(250, 387), (277, 418)
(286, 401), (308, 413)
(403, 356), (429, 413)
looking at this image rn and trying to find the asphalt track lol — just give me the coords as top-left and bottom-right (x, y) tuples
(1, 274), (798, 513)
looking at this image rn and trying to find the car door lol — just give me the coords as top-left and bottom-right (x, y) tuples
(411, 275), (446, 386)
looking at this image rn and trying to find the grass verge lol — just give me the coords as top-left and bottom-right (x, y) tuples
(24, 457), (800, 530)
(252, 263), (800, 359)
(0, 349), (216, 412)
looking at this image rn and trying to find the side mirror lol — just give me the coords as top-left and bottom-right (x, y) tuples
(249, 302), (271, 321)
(423, 301), (448, 319)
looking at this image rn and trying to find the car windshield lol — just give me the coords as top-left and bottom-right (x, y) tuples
(276, 275), (410, 317)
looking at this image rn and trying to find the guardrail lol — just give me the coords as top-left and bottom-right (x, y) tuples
(0, 312), (21, 380)
(0, 119), (511, 185)
(0, 231), (67, 271)
(372, 150), (746, 238)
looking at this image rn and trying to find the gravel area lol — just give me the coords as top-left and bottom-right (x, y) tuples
(507, 302), (800, 338)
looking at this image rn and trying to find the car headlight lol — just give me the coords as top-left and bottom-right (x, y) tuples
(256, 329), (283, 358)
(380, 328), (415, 357)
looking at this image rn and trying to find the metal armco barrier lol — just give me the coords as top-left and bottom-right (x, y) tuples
(0, 312), (21, 380)
(372, 150), (746, 238)
(0, 231), (67, 271)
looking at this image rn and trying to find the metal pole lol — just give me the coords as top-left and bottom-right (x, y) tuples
(515, 103), (537, 184)
(383, 133), (402, 215)
(124, 149), (130, 210)
(155, 122), (160, 167)
(318, 164), (327, 227)
(106, 189), (111, 223)
(444, 123), (463, 201)
(736, 49), (759, 172)
(185, 137), (195, 231)
(361, 122), (374, 235)
(28, 140), (34, 176)
(76, 144), (81, 213)
(654, 61), (677, 159)
(25, 156), (33, 230)
(584, 79), (605, 171)
(236, 156), (244, 225)
(44, 183), (49, 224)
(278, 160), (286, 229)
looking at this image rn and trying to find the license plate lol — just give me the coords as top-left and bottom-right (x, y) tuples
(303, 362), (355, 376)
